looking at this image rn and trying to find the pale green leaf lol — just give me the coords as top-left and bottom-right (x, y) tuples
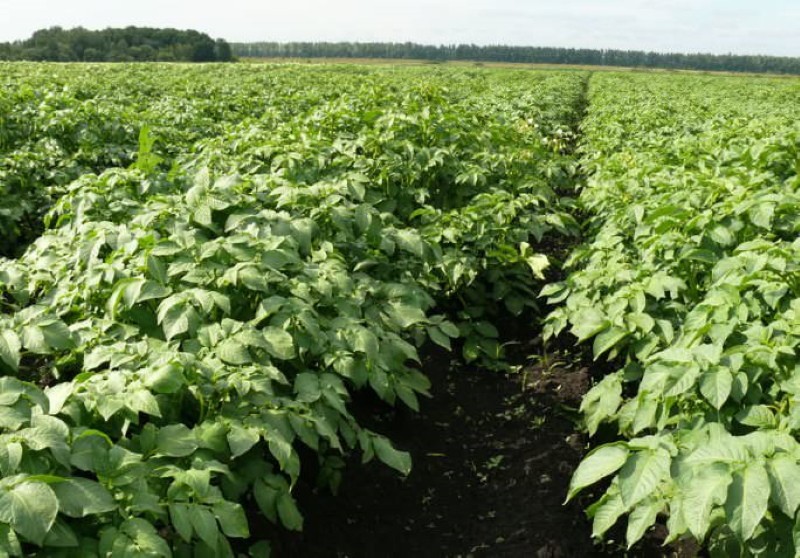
(217, 339), (252, 365)
(725, 462), (770, 541)
(681, 463), (732, 539)
(618, 449), (670, 508)
(626, 497), (662, 548)
(0, 331), (20, 372)
(591, 493), (626, 539)
(593, 326), (627, 360)
(263, 327), (295, 360)
(700, 367), (732, 410)
(156, 424), (198, 457)
(53, 478), (116, 518)
(0, 482), (59, 545)
(767, 455), (800, 518)
(567, 444), (629, 502)
(571, 307), (608, 342)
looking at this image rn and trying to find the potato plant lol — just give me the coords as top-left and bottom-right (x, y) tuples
(0, 63), (586, 556)
(546, 72), (800, 555)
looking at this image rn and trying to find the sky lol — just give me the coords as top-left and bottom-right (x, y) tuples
(1, 0), (798, 57)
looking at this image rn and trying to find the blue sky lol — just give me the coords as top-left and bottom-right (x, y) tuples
(1, 0), (798, 56)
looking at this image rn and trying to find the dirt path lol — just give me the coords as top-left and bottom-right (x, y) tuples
(263, 328), (700, 557)
(265, 335), (593, 557)
(263, 330), (697, 557)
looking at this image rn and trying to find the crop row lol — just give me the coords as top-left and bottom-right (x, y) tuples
(0, 64), (586, 556)
(547, 73), (800, 555)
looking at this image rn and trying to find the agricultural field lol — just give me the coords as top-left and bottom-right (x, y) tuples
(0, 62), (797, 557)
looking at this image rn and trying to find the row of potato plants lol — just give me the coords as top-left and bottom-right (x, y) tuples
(0, 64), (586, 556)
(0, 62), (340, 257)
(546, 72), (800, 555)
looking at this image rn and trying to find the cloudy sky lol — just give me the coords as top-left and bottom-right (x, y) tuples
(1, 0), (798, 56)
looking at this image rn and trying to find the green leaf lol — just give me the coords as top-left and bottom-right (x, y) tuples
(70, 431), (112, 472)
(254, 479), (278, 523)
(188, 505), (218, 550)
(725, 462), (770, 541)
(45, 382), (73, 415)
(592, 326), (627, 359)
(438, 321), (460, 339)
(0, 443), (22, 475)
(626, 497), (661, 548)
(591, 492), (625, 539)
(0, 481), (59, 545)
(394, 229), (424, 257)
(427, 326), (451, 350)
(627, 312), (654, 334)
(125, 389), (161, 417)
(169, 503), (193, 543)
(118, 518), (171, 557)
(371, 435), (411, 475)
(571, 308), (608, 342)
(0, 330), (20, 372)
(263, 327), (295, 360)
(21, 325), (48, 354)
(709, 225), (734, 246)
(736, 405), (775, 428)
(227, 424), (260, 458)
(681, 463), (731, 539)
(294, 373), (320, 403)
(386, 303), (426, 329)
(249, 540), (272, 558)
(53, 478), (116, 518)
(217, 339), (252, 365)
(158, 300), (194, 341)
(42, 518), (78, 548)
(349, 327), (380, 359)
(39, 320), (75, 351)
(685, 435), (748, 465)
(276, 492), (303, 531)
(567, 444), (629, 502)
(618, 449), (670, 508)
(213, 501), (250, 538)
(143, 363), (186, 394)
(581, 372), (623, 436)
(767, 455), (800, 518)
(700, 367), (732, 410)
(0, 523), (21, 555)
(525, 253), (550, 279)
(147, 255), (169, 284)
(748, 202), (774, 229)
(156, 424), (198, 457)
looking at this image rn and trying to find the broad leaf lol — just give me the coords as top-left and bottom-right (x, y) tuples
(0, 481), (59, 545)
(567, 444), (629, 502)
(618, 449), (670, 508)
(53, 478), (116, 518)
(725, 462), (770, 541)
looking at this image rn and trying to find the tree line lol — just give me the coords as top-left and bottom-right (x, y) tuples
(232, 42), (800, 75)
(0, 27), (233, 62)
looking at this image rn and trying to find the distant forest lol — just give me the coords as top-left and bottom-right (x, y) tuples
(233, 42), (800, 75)
(0, 27), (233, 62)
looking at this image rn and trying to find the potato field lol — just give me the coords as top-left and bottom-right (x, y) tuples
(0, 62), (798, 557)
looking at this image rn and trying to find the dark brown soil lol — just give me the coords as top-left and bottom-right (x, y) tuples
(262, 331), (700, 558)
